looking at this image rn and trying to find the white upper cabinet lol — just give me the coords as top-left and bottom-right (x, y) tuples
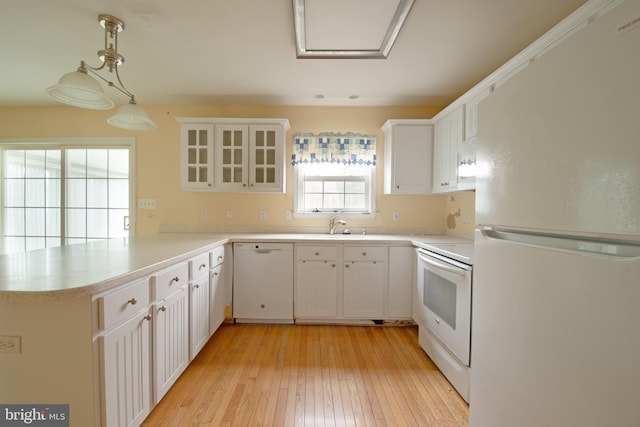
(177, 118), (290, 193)
(382, 119), (434, 194)
(432, 106), (464, 193)
(180, 124), (214, 190)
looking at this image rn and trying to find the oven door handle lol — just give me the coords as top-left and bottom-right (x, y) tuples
(418, 253), (469, 276)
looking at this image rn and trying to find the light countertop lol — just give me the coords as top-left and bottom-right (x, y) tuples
(0, 232), (472, 301)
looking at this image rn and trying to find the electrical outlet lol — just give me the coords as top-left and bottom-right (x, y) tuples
(0, 335), (21, 354)
(200, 209), (207, 219)
(285, 209), (292, 220)
(138, 198), (157, 209)
(259, 210), (266, 221)
(225, 210), (233, 220)
(393, 211), (400, 221)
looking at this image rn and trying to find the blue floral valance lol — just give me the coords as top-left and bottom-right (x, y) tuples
(292, 132), (376, 166)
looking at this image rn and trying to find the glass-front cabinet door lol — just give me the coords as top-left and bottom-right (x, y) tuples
(181, 124), (214, 190)
(215, 125), (249, 191)
(250, 125), (283, 192)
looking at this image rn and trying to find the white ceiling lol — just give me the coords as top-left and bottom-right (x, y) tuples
(2, 0), (588, 108)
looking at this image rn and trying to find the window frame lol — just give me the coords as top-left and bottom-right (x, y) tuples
(0, 137), (136, 253)
(293, 162), (376, 219)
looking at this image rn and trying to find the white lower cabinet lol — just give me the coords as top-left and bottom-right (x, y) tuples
(343, 246), (387, 318)
(96, 276), (153, 427)
(295, 245), (339, 318)
(152, 285), (189, 404)
(189, 273), (210, 359)
(294, 244), (410, 322)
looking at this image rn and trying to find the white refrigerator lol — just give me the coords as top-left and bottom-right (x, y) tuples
(471, 1), (640, 426)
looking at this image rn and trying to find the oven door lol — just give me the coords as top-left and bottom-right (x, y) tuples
(416, 248), (472, 365)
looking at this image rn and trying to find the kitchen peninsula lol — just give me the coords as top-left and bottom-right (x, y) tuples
(0, 232), (470, 427)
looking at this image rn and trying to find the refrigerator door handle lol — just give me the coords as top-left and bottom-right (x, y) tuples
(481, 227), (640, 260)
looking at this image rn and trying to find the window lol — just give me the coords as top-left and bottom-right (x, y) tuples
(1, 138), (134, 254)
(292, 133), (376, 216)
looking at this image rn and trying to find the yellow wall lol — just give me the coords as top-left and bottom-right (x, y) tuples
(0, 104), (474, 235)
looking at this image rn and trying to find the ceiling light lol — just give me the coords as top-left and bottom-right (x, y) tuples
(46, 14), (157, 131)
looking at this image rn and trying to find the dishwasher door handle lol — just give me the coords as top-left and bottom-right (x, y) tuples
(255, 249), (282, 254)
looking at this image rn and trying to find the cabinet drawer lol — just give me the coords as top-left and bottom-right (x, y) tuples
(344, 246), (387, 262)
(98, 278), (150, 330)
(152, 262), (189, 300)
(296, 245), (338, 261)
(190, 252), (210, 280)
(210, 245), (225, 267)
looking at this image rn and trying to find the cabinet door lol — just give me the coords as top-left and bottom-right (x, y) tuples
(250, 125), (284, 192)
(189, 274), (210, 360)
(387, 247), (414, 318)
(384, 124), (434, 194)
(181, 124), (214, 190)
(295, 260), (339, 318)
(343, 261), (387, 318)
(433, 107), (463, 192)
(153, 285), (189, 404)
(215, 125), (249, 191)
(209, 264), (225, 336)
(100, 310), (152, 427)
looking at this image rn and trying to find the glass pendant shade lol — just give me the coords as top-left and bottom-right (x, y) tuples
(45, 70), (115, 110)
(107, 101), (157, 131)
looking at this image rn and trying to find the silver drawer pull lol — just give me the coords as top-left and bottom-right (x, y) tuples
(199, 263), (207, 270)
(362, 252), (367, 256)
(315, 252), (320, 256)
(194, 284), (200, 289)
(212, 272), (218, 277)
(159, 306), (166, 312)
(170, 276), (180, 284)
(144, 315), (152, 321)
(127, 298), (137, 305)
(217, 256), (223, 261)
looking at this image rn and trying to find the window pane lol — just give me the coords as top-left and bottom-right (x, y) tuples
(345, 181), (365, 193)
(109, 209), (129, 238)
(66, 150), (86, 178)
(345, 194), (365, 209)
(5, 150), (25, 178)
(324, 181), (344, 193)
(25, 151), (46, 178)
(87, 209), (108, 238)
(324, 193), (344, 209)
(109, 180), (129, 209)
(25, 208), (45, 235)
(305, 181), (323, 193)
(4, 208), (25, 234)
(87, 179), (108, 208)
(46, 178), (61, 207)
(66, 179), (86, 208)
(304, 194), (322, 210)
(25, 179), (45, 207)
(87, 149), (108, 178)
(66, 208), (86, 238)
(4, 178), (25, 206)
(109, 149), (129, 178)
(46, 151), (62, 178)
(46, 208), (61, 237)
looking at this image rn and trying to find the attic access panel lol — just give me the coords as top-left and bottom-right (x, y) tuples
(293, 0), (415, 59)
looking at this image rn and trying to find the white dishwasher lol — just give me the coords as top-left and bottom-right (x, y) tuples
(233, 243), (294, 323)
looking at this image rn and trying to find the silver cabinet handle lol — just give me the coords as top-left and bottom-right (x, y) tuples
(159, 306), (166, 312)
(171, 276), (180, 284)
(217, 256), (223, 261)
(144, 315), (152, 321)
(194, 284), (200, 289)
(199, 263), (207, 270)
(362, 252), (367, 256)
(127, 298), (137, 305)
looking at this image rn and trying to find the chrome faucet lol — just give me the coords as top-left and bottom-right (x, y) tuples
(329, 215), (347, 235)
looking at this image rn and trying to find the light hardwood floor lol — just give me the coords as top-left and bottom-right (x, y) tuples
(142, 323), (469, 426)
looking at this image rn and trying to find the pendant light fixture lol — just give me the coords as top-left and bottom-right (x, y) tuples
(46, 14), (157, 131)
